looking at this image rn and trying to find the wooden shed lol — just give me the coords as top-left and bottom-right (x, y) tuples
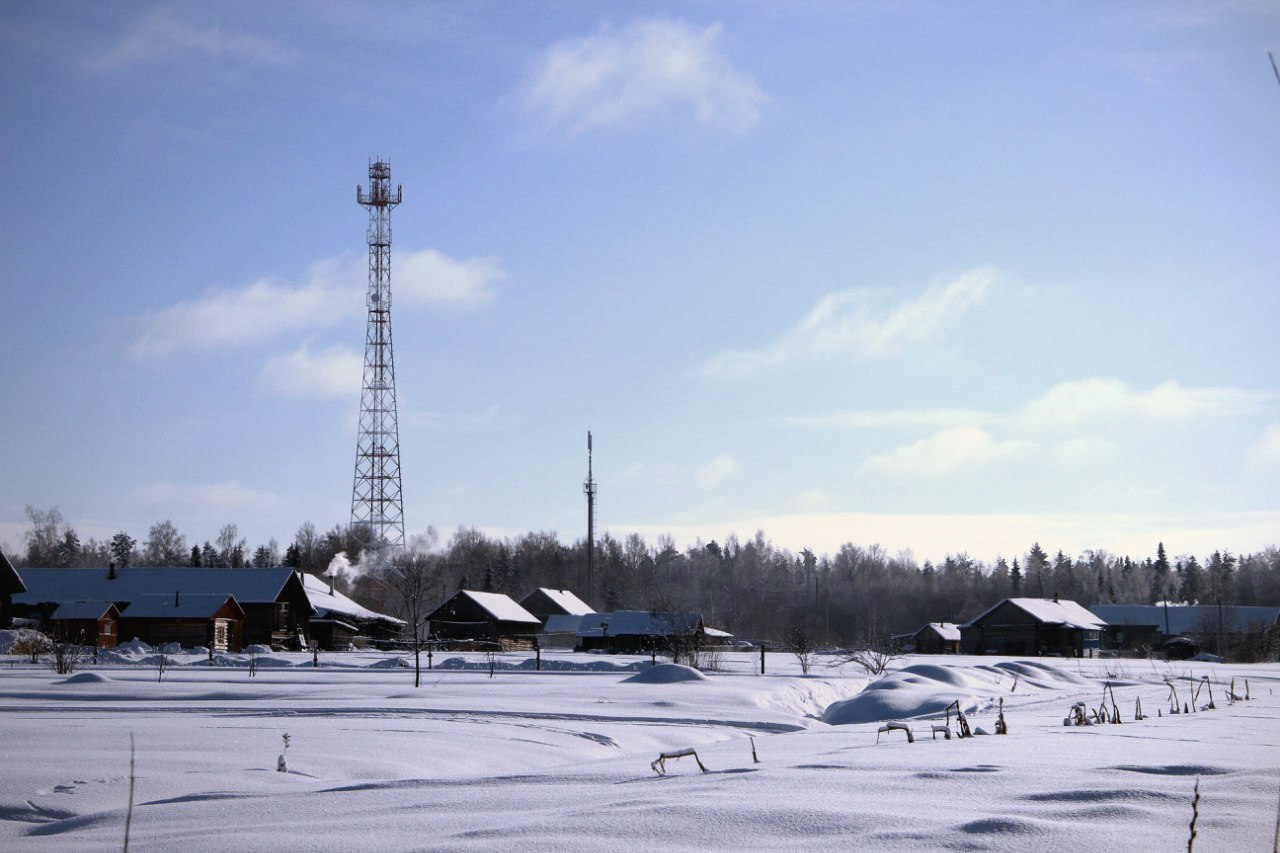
(120, 593), (245, 653)
(911, 622), (961, 655)
(960, 598), (1106, 658)
(49, 601), (122, 648)
(426, 590), (542, 647)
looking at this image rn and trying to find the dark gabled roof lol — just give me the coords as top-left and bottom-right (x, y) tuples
(50, 600), (120, 621)
(123, 593), (243, 619)
(962, 598), (1107, 631)
(1090, 604), (1280, 635)
(13, 567), (310, 611)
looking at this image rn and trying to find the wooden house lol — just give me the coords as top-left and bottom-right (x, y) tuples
(10, 566), (312, 649)
(1091, 604), (1280, 661)
(301, 572), (405, 650)
(120, 593), (245, 652)
(576, 611), (717, 654)
(518, 588), (594, 626)
(0, 549), (24, 629)
(909, 622), (962, 654)
(960, 598), (1106, 657)
(49, 601), (122, 648)
(426, 590), (542, 647)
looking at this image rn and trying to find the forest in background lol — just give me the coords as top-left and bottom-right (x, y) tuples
(10, 505), (1280, 645)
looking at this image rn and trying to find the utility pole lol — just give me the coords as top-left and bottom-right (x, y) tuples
(584, 431), (597, 606)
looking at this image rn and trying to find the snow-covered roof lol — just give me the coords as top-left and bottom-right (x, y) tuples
(1090, 604), (1280, 635)
(529, 588), (594, 616)
(123, 593), (240, 619)
(541, 614), (587, 634)
(918, 622), (961, 641)
(14, 567), (305, 608)
(963, 598), (1107, 630)
(301, 573), (405, 626)
(577, 611), (703, 638)
(50, 601), (118, 620)
(458, 591), (541, 624)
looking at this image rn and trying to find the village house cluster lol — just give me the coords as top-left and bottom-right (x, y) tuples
(3, 550), (1277, 660)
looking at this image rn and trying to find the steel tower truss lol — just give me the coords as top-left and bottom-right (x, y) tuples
(351, 159), (405, 551)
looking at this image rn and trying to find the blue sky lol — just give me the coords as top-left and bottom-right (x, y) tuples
(1, 1), (1277, 564)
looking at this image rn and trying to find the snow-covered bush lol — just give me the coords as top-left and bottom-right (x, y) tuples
(8, 628), (53, 663)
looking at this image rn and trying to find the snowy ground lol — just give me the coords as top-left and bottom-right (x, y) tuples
(1, 646), (1277, 852)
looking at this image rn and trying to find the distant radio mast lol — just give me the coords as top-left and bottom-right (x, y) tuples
(584, 431), (597, 605)
(351, 159), (405, 553)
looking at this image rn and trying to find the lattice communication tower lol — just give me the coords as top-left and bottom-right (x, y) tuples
(351, 159), (405, 551)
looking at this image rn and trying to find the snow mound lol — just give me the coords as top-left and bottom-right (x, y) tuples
(245, 644), (273, 654)
(366, 657), (409, 669)
(115, 638), (154, 654)
(623, 663), (706, 684)
(822, 665), (997, 725)
(60, 672), (114, 684)
(991, 660), (1091, 687)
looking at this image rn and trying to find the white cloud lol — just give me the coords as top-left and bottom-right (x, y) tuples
(700, 266), (999, 377)
(127, 481), (285, 515)
(695, 453), (740, 489)
(858, 426), (1036, 478)
(255, 343), (363, 400)
(783, 408), (994, 431)
(1247, 423), (1280, 468)
(1018, 378), (1270, 433)
(125, 249), (500, 358)
(90, 9), (293, 71)
(524, 18), (764, 134)
(398, 249), (501, 307)
(791, 378), (1271, 438)
(402, 405), (502, 434)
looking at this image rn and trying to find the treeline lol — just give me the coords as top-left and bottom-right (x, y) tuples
(12, 505), (1280, 644)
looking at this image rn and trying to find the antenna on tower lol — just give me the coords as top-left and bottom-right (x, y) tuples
(351, 159), (406, 556)
(584, 430), (597, 606)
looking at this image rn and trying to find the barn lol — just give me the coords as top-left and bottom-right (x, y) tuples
(960, 598), (1106, 657)
(1091, 604), (1280, 661)
(426, 590), (542, 648)
(301, 572), (405, 650)
(11, 566), (312, 649)
(120, 593), (245, 653)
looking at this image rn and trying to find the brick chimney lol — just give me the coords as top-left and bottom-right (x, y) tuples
(108, 561), (117, 580)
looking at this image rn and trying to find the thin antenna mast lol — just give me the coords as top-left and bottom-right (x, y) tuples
(584, 431), (597, 606)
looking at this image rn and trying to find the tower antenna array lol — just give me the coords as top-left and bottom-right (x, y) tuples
(351, 159), (406, 552)
(584, 431), (597, 605)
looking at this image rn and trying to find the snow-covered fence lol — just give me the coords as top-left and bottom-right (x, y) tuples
(651, 748), (708, 775)
(876, 723), (914, 744)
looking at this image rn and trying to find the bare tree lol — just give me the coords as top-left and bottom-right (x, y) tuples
(782, 620), (817, 675)
(385, 552), (441, 688)
(841, 640), (900, 676)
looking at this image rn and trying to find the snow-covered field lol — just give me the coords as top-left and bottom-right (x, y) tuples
(2, 646), (1277, 852)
